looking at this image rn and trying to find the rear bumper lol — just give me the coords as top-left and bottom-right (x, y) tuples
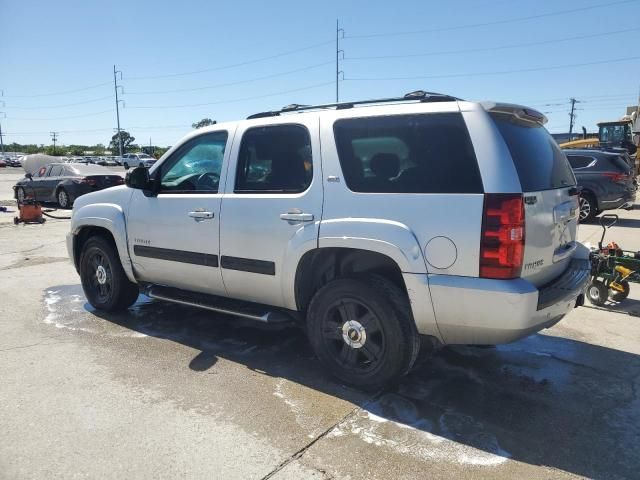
(407, 253), (590, 345)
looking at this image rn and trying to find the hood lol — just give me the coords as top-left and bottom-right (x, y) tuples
(72, 184), (133, 212)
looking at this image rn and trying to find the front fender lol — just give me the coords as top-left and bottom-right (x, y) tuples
(71, 202), (136, 283)
(318, 218), (428, 273)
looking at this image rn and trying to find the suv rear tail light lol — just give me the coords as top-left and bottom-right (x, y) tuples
(600, 172), (628, 183)
(480, 193), (525, 280)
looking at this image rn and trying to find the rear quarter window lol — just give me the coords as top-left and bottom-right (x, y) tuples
(333, 113), (483, 194)
(491, 113), (575, 191)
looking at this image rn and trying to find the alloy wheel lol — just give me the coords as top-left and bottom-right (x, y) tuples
(579, 196), (591, 222)
(58, 190), (69, 208)
(87, 251), (113, 303)
(322, 298), (385, 374)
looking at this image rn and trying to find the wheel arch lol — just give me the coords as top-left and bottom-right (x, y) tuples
(294, 247), (409, 314)
(71, 203), (136, 283)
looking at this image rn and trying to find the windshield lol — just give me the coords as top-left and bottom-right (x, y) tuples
(600, 124), (632, 144)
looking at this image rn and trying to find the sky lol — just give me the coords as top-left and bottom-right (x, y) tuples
(0, 0), (639, 148)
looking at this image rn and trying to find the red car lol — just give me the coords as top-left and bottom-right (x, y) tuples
(0, 159), (7, 168)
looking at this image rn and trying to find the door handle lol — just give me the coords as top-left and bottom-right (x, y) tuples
(280, 211), (314, 223)
(188, 210), (214, 220)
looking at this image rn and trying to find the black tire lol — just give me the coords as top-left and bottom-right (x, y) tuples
(587, 280), (608, 306)
(56, 188), (71, 209)
(609, 280), (630, 302)
(15, 187), (26, 204)
(79, 236), (139, 312)
(579, 193), (598, 223)
(123, 162), (129, 169)
(306, 275), (420, 391)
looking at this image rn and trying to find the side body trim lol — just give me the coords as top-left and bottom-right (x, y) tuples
(133, 245), (219, 267)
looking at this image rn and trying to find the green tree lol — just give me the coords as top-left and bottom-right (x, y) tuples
(44, 145), (66, 156)
(109, 131), (135, 154)
(192, 118), (216, 129)
(68, 145), (88, 156)
(93, 143), (106, 155)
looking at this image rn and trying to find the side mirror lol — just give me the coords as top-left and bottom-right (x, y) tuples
(25, 173), (33, 180)
(125, 166), (152, 191)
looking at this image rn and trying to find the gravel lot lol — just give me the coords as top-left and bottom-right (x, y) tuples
(1, 167), (639, 479)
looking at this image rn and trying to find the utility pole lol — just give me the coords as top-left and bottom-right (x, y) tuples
(568, 98), (581, 139)
(113, 65), (123, 158)
(0, 120), (5, 156)
(336, 19), (344, 103)
(50, 131), (59, 155)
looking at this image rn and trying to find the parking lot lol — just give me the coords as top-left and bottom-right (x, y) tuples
(1, 167), (639, 480)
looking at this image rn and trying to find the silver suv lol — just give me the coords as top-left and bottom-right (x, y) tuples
(67, 91), (590, 389)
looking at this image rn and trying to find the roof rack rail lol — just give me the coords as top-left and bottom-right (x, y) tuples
(246, 90), (461, 119)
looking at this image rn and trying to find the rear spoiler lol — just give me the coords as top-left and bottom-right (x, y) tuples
(480, 102), (548, 125)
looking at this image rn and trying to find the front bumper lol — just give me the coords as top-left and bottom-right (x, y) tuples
(406, 257), (590, 345)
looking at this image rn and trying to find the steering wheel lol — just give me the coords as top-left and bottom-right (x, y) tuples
(195, 172), (219, 190)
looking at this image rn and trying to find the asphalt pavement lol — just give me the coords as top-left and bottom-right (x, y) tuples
(0, 168), (639, 479)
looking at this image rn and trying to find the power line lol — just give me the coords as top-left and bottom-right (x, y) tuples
(2, 82), (112, 99)
(126, 80), (335, 110)
(6, 95), (113, 110)
(6, 109), (113, 121)
(345, 56), (640, 81)
(126, 60), (333, 95)
(346, 27), (640, 60)
(345, 0), (638, 39)
(125, 39), (334, 81)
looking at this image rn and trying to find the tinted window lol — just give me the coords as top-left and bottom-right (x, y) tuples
(333, 113), (483, 193)
(567, 155), (594, 169)
(160, 132), (228, 193)
(491, 113), (575, 191)
(48, 165), (63, 177)
(608, 154), (632, 173)
(235, 125), (312, 193)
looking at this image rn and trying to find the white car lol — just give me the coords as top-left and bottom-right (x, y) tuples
(67, 91), (589, 389)
(122, 153), (156, 169)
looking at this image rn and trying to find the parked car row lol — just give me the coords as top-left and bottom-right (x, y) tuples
(2, 154), (159, 168)
(1, 156), (23, 167)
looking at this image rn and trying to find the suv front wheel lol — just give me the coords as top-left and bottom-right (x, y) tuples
(307, 275), (420, 390)
(79, 236), (139, 311)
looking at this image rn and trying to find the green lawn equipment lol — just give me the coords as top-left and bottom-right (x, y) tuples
(587, 214), (640, 306)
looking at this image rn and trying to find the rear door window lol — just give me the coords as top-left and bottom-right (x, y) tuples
(235, 124), (313, 193)
(333, 113), (483, 193)
(491, 113), (575, 191)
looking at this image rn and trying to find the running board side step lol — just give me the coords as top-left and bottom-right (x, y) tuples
(146, 285), (296, 324)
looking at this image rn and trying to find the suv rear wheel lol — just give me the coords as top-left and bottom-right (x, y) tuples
(80, 236), (139, 311)
(579, 193), (598, 222)
(306, 275), (420, 390)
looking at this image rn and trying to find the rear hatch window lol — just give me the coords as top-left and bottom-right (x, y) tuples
(491, 113), (575, 191)
(609, 154), (632, 173)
